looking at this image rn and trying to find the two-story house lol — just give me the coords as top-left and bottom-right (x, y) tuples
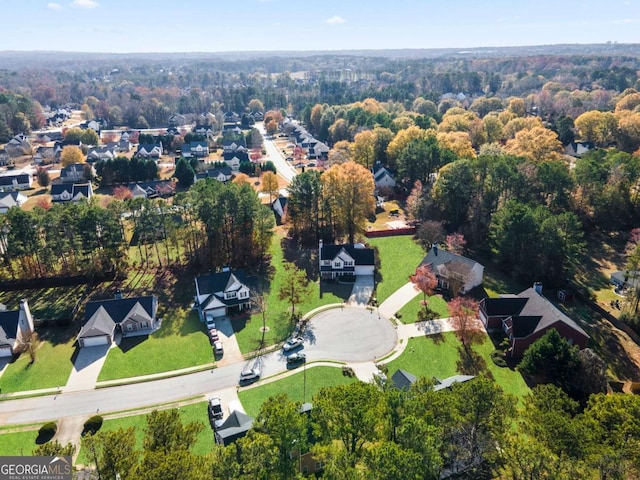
(318, 240), (375, 280)
(194, 269), (252, 320)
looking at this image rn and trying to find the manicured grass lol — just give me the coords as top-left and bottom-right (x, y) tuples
(367, 236), (425, 302)
(0, 339), (74, 393)
(396, 295), (450, 323)
(234, 235), (349, 354)
(386, 332), (530, 402)
(0, 430), (40, 456)
(0, 285), (85, 320)
(77, 402), (212, 465)
(239, 366), (358, 418)
(97, 310), (212, 382)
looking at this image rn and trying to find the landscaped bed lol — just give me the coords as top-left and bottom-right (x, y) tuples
(386, 332), (530, 401)
(97, 310), (212, 382)
(238, 365), (358, 418)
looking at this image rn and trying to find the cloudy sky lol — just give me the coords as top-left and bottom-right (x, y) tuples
(1, 0), (638, 52)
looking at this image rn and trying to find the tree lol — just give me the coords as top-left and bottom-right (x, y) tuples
(278, 263), (311, 320)
(363, 441), (424, 480)
(82, 427), (138, 480)
(237, 431), (279, 479)
(113, 185), (133, 200)
(261, 171), (279, 203)
(351, 130), (376, 169)
(432, 159), (476, 230)
(60, 145), (85, 166)
(504, 126), (563, 162)
(36, 167), (50, 187)
(518, 329), (579, 391)
(321, 161), (375, 244)
(32, 440), (75, 457)
(232, 172), (250, 185)
(415, 221), (446, 250)
(174, 157), (195, 187)
(248, 98), (265, 113)
(286, 170), (323, 244)
(445, 232), (466, 255)
(448, 297), (479, 347)
(409, 264), (438, 321)
(405, 180), (425, 223)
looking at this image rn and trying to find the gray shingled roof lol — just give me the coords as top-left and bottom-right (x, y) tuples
(421, 246), (479, 270)
(0, 310), (19, 348)
(78, 296), (157, 339)
(391, 369), (417, 390)
(433, 375), (475, 391)
(320, 244), (375, 266)
(215, 410), (253, 445)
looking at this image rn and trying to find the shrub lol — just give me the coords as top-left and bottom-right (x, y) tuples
(82, 415), (103, 436)
(36, 422), (57, 444)
(491, 350), (508, 368)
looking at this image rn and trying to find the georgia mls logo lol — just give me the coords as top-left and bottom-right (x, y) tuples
(0, 456), (72, 480)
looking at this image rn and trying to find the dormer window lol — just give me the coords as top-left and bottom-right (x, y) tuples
(344, 260), (354, 267)
(224, 291), (237, 300)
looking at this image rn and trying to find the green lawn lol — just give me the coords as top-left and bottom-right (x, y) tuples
(368, 236), (425, 302)
(234, 235), (350, 354)
(239, 366), (358, 418)
(0, 430), (41, 456)
(0, 338), (74, 393)
(386, 332), (530, 401)
(77, 402), (213, 465)
(97, 310), (212, 382)
(396, 295), (450, 323)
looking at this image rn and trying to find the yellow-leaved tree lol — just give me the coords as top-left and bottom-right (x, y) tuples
(60, 145), (85, 166)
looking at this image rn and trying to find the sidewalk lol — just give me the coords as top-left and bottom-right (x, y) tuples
(378, 282), (420, 318)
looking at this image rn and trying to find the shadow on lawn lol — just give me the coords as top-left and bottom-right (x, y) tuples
(319, 281), (352, 301)
(117, 335), (148, 353)
(281, 237), (318, 281)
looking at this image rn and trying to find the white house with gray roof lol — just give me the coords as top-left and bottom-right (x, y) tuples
(420, 245), (483, 295)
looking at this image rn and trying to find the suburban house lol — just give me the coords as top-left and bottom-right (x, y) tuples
(214, 410), (253, 446)
(479, 283), (590, 357)
(60, 163), (93, 183)
(610, 270), (640, 292)
(223, 150), (249, 171)
(194, 166), (233, 183)
(77, 294), (160, 348)
(250, 111), (264, 122)
(194, 125), (215, 137)
(50, 183), (93, 203)
(420, 245), (484, 295)
(0, 191), (28, 213)
(307, 141), (329, 160)
(391, 369), (475, 391)
(118, 138), (132, 153)
(182, 141), (209, 159)
(222, 138), (246, 153)
(374, 166), (396, 189)
(36, 131), (63, 143)
(0, 299), (35, 358)
(0, 149), (9, 166)
(136, 143), (163, 159)
(168, 113), (186, 126)
(34, 146), (56, 164)
(6, 134), (31, 156)
(194, 269), (251, 320)
(296, 403), (324, 476)
(271, 195), (288, 225)
(128, 180), (175, 199)
(565, 141), (595, 158)
(0, 173), (33, 191)
(87, 146), (116, 162)
(318, 241), (375, 280)
(223, 111), (240, 123)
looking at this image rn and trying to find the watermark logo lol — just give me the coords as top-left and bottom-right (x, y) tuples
(0, 456), (72, 480)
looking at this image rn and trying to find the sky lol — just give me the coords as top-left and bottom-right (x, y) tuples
(0, 0), (638, 53)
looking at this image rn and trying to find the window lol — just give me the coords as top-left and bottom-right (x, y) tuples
(344, 260), (354, 267)
(315, 461), (323, 470)
(333, 261), (342, 268)
(302, 466), (308, 474)
(239, 291), (248, 299)
(322, 260), (331, 266)
(225, 291), (237, 299)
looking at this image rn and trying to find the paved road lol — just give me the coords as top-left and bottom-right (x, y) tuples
(255, 122), (298, 183)
(0, 307), (395, 426)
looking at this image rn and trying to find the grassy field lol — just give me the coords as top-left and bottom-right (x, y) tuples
(386, 332), (530, 402)
(396, 295), (450, 323)
(0, 430), (41, 456)
(0, 334), (74, 393)
(234, 235), (351, 354)
(97, 310), (212, 381)
(239, 366), (358, 418)
(77, 402), (213, 464)
(367, 236), (425, 303)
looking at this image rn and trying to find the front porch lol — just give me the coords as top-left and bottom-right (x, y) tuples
(121, 318), (163, 339)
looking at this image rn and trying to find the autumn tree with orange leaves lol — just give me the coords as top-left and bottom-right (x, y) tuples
(409, 264), (438, 321)
(449, 297), (480, 348)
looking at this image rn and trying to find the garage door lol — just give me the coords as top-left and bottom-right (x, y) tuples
(0, 346), (12, 357)
(81, 335), (110, 347)
(207, 308), (226, 318)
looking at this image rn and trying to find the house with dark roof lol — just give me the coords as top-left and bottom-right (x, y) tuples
(194, 166), (233, 183)
(223, 150), (249, 171)
(51, 183), (93, 203)
(0, 299), (35, 358)
(34, 146), (56, 165)
(77, 294), (160, 348)
(222, 138), (247, 153)
(374, 167), (396, 189)
(214, 410), (253, 446)
(87, 146), (116, 162)
(391, 368), (475, 391)
(223, 111), (240, 123)
(194, 269), (251, 320)
(0, 173), (33, 191)
(182, 141), (209, 159)
(60, 163), (93, 183)
(250, 111), (264, 122)
(420, 245), (484, 295)
(479, 283), (589, 357)
(136, 143), (162, 159)
(307, 141), (329, 160)
(565, 141), (595, 158)
(128, 180), (175, 199)
(610, 270), (640, 292)
(318, 241), (375, 279)
(0, 191), (27, 213)
(194, 125), (214, 137)
(271, 195), (287, 225)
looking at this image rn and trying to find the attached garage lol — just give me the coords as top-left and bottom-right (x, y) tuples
(79, 335), (111, 348)
(0, 345), (13, 357)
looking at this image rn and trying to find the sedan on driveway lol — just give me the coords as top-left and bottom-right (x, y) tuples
(282, 337), (304, 352)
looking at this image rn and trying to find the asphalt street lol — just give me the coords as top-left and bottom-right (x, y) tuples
(255, 122), (298, 182)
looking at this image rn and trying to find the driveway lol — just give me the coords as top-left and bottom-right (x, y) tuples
(378, 282), (421, 318)
(348, 275), (374, 306)
(213, 317), (244, 367)
(63, 344), (110, 393)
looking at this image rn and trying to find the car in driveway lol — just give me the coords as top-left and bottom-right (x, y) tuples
(239, 367), (261, 385)
(208, 397), (223, 420)
(209, 329), (219, 343)
(205, 314), (216, 330)
(283, 337), (304, 352)
(286, 352), (306, 367)
(214, 341), (223, 356)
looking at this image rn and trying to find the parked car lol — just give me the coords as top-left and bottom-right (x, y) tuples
(285, 156), (294, 161)
(205, 314), (216, 330)
(307, 161), (317, 167)
(283, 337), (304, 352)
(209, 329), (219, 343)
(239, 367), (261, 385)
(286, 352), (306, 367)
(208, 397), (223, 420)
(214, 341), (223, 355)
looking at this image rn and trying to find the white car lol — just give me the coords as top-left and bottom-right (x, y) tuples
(239, 367), (261, 384)
(283, 337), (304, 352)
(205, 314), (216, 330)
(214, 341), (223, 355)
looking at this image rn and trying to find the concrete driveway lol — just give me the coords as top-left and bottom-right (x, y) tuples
(348, 275), (374, 306)
(213, 317), (244, 367)
(378, 282), (421, 318)
(63, 344), (110, 393)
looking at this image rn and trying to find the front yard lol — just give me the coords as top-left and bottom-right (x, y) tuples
(97, 310), (212, 382)
(367, 236), (425, 303)
(386, 332), (530, 402)
(238, 365), (358, 417)
(0, 429), (41, 456)
(396, 295), (450, 323)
